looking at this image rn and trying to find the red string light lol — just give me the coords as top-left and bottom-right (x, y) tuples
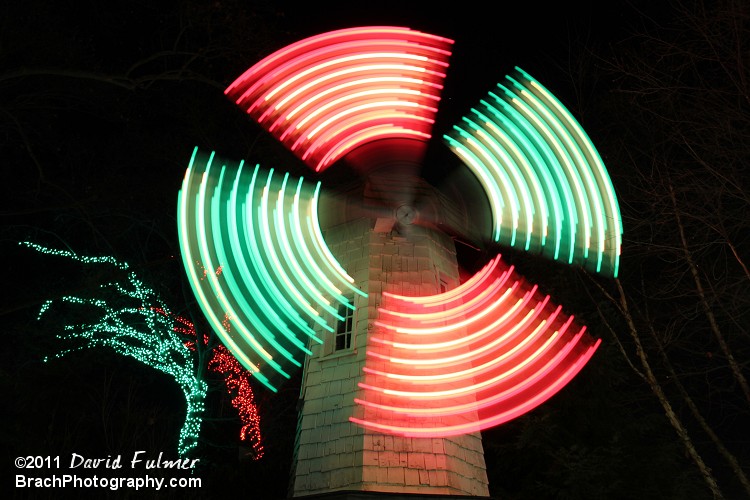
(154, 308), (264, 459)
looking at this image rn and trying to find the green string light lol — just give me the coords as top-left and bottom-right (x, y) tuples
(22, 241), (207, 458)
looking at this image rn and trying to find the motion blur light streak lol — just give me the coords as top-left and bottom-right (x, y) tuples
(178, 147), (365, 391)
(178, 26), (623, 437)
(445, 67), (623, 277)
(350, 339), (599, 437)
(225, 26), (453, 172)
(351, 255), (600, 436)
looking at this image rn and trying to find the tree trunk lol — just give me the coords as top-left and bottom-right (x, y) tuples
(615, 280), (724, 499)
(668, 183), (750, 406)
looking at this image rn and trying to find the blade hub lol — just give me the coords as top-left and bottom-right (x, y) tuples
(395, 204), (418, 225)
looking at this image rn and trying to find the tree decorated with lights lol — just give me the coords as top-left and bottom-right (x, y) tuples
(174, 311), (265, 458)
(22, 241), (263, 459)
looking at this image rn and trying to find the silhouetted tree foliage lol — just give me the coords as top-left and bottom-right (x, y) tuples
(555, 0), (750, 498)
(2, 1), (298, 498)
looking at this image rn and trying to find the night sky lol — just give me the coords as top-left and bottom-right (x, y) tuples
(278, 0), (656, 132)
(3, 1), (748, 499)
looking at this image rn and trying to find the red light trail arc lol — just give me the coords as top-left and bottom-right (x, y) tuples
(349, 256), (601, 437)
(225, 27), (453, 172)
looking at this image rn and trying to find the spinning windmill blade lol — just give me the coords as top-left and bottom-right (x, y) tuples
(177, 149), (366, 391)
(443, 66), (623, 276)
(351, 255), (601, 436)
(179, 26), (623, 435)
(312, 139), (429, 237)
(225, 27), (458, 238)
(225, 27), (451, 171)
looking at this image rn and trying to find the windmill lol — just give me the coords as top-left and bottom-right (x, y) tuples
(178, 26), (622, 498)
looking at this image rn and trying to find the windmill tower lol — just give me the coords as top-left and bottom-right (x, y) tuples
(290, 141), (490, 497)
(178, 25), (621, 500)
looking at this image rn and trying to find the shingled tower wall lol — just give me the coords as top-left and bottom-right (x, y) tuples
(290, 212), (489, 497)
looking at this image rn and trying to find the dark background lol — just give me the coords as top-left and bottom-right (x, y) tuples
(3, 1), (748, 499)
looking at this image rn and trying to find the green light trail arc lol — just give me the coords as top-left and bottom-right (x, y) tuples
(445, 67), (623, 277)
(177, 147), (366, 391)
